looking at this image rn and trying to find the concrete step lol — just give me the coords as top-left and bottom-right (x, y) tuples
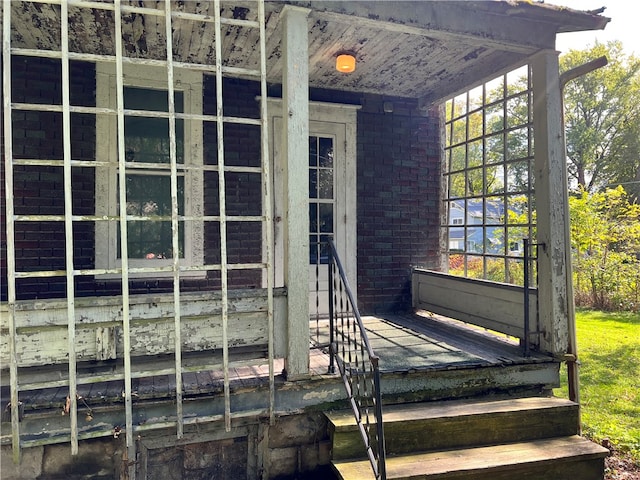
(332, 435), (609, 480)
(327, 396), (580, 460)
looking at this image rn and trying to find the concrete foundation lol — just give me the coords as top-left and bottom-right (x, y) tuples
(0, 412), (331, 480)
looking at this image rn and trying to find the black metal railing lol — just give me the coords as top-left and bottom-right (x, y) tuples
(523, 237), (542, 357)
(326, 239), (386, 480)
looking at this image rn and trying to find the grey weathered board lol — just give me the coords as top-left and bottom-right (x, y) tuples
(412, 268), (537, 341)
(0, 288), (286, 367)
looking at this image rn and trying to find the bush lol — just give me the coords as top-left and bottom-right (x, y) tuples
(570, 187), (640, 312)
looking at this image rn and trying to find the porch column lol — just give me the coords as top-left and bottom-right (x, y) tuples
(281, 5), (310, 380)
(531, 51), (571, 355)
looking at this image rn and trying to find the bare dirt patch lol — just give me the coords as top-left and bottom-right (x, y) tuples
(604, 442), (640, 480)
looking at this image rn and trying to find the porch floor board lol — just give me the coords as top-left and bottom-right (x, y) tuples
(371, 311), (551, 371)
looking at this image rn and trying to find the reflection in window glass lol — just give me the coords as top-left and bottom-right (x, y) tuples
(118, 87), (185, 260)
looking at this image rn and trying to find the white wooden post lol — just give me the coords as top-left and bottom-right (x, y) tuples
(281, 5), (310, 380)
(531, 51), (570, 356)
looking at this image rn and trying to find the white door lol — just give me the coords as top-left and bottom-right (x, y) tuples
(308, 124), (340, 317)
(270, 101), (359, 316)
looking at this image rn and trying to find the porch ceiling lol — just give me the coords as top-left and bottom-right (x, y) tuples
(8, 0), (608, 105)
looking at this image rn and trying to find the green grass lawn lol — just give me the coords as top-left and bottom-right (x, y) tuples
(555, 309), (640, 460)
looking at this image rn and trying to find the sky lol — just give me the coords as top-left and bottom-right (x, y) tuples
(553, 0), (639, 56)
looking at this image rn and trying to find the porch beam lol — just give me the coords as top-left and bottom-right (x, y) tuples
(531, 51), (570, 356)
(281, 5), (311, 380)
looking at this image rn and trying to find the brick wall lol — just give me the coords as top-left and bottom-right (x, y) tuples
(202, 76), (264, 289)
(1, 57), (96, 300)
(355, 95), (442, 314)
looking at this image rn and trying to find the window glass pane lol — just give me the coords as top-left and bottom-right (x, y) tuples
(506, 127), (529, 161)
(465, 255), (484, 279)
(466, 168), (483, 197)
(449, 172), (466, 198)
(485, 102), (504, 134)
(118, 175), (184, 259)
(506, 93), (529, 129)
(485, 165), (504, 195)
(450, 145), (466, 171)
(485, 199), (504, 225)
(486, 257), (507, 282)
(486, 133), (504, 165)
(487, 226), (506, 255)
(451, 117), (466, 145)
(485, 76), (504, 103)
(467, 139), (483, 168)
(467, 110), (483, 139)
(448, 200), (464, 226)
(506, 161), (530, 192)
(124, 87), (184, 164)
(452, 94), (467, 115)
(506, 195), (530, 224)
(449, 227), (464, 252)
(468, 86), (483, 111)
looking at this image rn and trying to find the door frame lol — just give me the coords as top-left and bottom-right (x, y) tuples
(267, 99), (360, 307)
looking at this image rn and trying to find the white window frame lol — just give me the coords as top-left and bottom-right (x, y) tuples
(95, 64), (204, 278)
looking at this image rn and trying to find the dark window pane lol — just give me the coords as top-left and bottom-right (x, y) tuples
(309, 136), (318, 166)
(118, 175), (184, 259)
(318, 204), (333, 234)
(318, 169), (333, 199)
(319, 137), (333, 167)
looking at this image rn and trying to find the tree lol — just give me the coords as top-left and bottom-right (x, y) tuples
(561, 42), (640, 197)
(570, 186), (640, 311)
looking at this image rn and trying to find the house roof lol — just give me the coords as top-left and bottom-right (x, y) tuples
(7, 1), (609, 105)
(451, 199), (506, 220)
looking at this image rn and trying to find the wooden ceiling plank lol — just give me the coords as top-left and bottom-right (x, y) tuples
(304, 6), (554, 54)
(420, 51), (530, 107)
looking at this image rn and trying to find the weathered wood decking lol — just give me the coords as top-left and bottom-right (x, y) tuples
(1, 312), (559, 447)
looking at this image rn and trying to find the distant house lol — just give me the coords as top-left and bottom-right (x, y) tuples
(1, 2), (610, 479)
(449, 199), (523, 255)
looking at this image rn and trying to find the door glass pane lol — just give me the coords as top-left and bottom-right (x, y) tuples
(318, 170), (333, 199)
(319, 137), (333, 167)
(309, 135), (335, 264)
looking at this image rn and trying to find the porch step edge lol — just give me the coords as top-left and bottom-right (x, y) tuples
(327, 396), (576, 430)
(332, 435), (609, 480)
(328, 396), (580, 459)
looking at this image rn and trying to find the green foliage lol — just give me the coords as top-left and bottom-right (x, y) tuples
(555, 310), (640, 460)
(561, 42), (640, 197)
(448, 254), (526, 285)
(570, 186), (640, 311)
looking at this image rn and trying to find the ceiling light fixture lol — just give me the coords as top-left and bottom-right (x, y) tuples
(336, 52), (356, 73)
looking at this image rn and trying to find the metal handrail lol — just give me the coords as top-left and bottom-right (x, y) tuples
(327, 238), (386, 480)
